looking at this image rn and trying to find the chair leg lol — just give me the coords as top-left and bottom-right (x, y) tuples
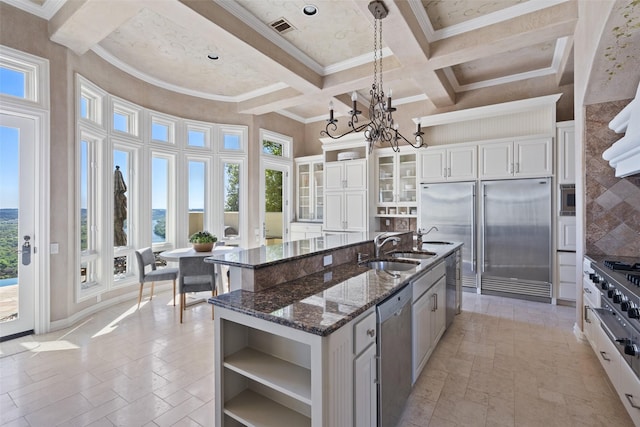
(172, 279), (176, 306)
(150, 281), (155, 300)
(137, 282), (144, 309)
(180, 293), (184, 323)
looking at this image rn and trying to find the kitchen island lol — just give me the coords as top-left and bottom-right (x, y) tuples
(208, 233), (461, 427)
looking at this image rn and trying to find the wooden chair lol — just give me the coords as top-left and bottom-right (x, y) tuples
(135, 247), (179, 308)
(178, 256), (216, 323)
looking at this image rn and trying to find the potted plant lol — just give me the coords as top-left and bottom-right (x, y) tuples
(189, 231), (217, 252)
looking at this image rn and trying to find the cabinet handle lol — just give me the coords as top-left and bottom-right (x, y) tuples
(448, 167), (451, 177)
(366, 328), (376, 337)
(432, 294), (437, 311)
(626, 394), (640, 410)
(599, 351), (611, 361)
(584, 287), (591, 294)
(515, 162), (520, 173)
(510, 163), (514, 174)
(584, 305), (591, 323)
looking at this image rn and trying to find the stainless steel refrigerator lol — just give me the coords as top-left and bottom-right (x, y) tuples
(420, 182), (477, 290)
(480, 178), (552, 301)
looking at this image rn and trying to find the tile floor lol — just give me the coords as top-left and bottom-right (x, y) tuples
(0, 290), (635, 426)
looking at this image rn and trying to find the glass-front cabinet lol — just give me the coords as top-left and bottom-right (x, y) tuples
(295, 155), (324, 222)
(375, 149), (417, 217)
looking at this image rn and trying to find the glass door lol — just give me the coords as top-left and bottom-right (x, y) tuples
(0, 113), (36, 339)
(261, 161), (289, 246)
(298, 163), (310, 220)
(313, 162), (323, 221)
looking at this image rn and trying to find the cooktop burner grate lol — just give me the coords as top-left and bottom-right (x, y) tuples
(604, 260), (640, 271)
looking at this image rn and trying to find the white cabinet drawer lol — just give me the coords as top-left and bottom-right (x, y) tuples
(619, 359), (640, 426)
(354, 311), (376, 356)
(413, 261), (445, 300)
(558, 251), (577, 266)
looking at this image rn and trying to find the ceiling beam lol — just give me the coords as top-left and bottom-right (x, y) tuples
(426, 1), (578, 70)
(48, 0), (145, 55)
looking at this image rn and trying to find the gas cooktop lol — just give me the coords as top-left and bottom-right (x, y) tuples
(603, 260), (640, 272)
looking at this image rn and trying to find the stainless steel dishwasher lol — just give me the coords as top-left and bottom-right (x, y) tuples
(377, 284), (412, 427)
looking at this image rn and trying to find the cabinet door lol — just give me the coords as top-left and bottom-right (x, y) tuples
(432, 277), (447, 345)
(412, 291), (432, 383)
(419, 149), (447, 182)
(515, 138), (552, 177)
(558, 216), (576, 251)
(377, 153), (395, 204)
(619, 359), (640, 426)
(448, 146), (477, 181)
(594, 321), (620, 386)
(325, 162), (344, 191)
(479, 142), (512, 179)
(324, 192), (344, 230)
(557, 124), (575, 184)
(345, 191), (367, 231)
(345, 159), (367, 190)
(313, 162), (324, 221)
(297, 163), (311, 220)
(354, 344), (377, 427)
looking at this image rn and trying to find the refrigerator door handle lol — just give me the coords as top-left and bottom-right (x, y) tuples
(481, 184), (486, 273)
(471, 188), (476, 272)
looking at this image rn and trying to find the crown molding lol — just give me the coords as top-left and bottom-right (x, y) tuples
(323, 47), (393, 75)
(91, 45), (287, 103)
(414, 93), (562, 127)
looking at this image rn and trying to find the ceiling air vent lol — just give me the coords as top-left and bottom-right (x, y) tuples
(269, 17), (295, 34)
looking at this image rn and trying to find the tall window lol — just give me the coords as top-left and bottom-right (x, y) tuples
(188, 160), (206, 237)
(152, 156), (169, 245)
(76, 75), (248, 301)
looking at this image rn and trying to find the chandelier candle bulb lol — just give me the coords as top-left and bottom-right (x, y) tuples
(329, 100), (334, 122)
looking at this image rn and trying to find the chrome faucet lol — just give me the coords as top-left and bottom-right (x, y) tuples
(416, 226), (438, 247)
(374, 232), (400, 258)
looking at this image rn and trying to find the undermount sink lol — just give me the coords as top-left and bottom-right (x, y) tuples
(422, 241), (454, 245)
(364, 259), (420, 271)
(390, 251), (436, 260)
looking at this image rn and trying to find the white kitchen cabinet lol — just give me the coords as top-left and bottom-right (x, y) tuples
(593, 316), (621, 392)
(419, 145), (477, 183)
(618, 358), (640, 426)
(295, 156), (324, 222)
(325, 159), (366, 191)
(582, 258), (599, 349)
(324, 191), (367, 232)
(353, 311), (377, 427)
(558, 216), (576, 251)
(557, 251), (577, 302)
(479, 138), (552, 179)
(290, 222), (323, 241)
(412, 261), (446, 383)
(556, 121), (576, 184)
(324, 158), (367, 232)
(216, 305), (376, 426)
(375, 148), (417, 216)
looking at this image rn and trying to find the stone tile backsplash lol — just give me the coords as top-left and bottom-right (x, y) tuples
(585, 100), (640, 257)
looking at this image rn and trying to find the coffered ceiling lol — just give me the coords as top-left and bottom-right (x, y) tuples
(5, 0), (581, 122)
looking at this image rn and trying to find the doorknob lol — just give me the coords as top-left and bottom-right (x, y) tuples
(21, 235), (32, 266)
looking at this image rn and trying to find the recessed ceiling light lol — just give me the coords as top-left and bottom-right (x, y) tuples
(302, 4), (317, 16)
(207, 54), (219, 60)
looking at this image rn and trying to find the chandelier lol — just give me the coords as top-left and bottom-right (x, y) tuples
(321, 0), (425, 153)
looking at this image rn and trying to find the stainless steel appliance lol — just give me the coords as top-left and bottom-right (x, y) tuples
(376, 284), (412, 427)
(481, 179), (552, 301)
(559, 184), (576, 216)
(445, 251), (460, 327)
(420, 182), (476, 289)
(588, 258), (640, 379)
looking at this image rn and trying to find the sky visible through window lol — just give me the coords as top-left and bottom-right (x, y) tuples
(1, 68), (26, 209)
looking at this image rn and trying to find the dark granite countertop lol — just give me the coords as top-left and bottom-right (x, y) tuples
(209, 240), (462, 336)
(204, 232), (377, 269)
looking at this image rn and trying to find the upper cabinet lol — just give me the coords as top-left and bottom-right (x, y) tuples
(375, 149), (417, 216)
(556, 122), (575, 184)
(295, 155), (324, 222)
(325, 159), (367, 191)
(419, 145), (477, 183)
(479, 137), (552, 179)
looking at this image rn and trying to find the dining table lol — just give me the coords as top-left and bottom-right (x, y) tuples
(158, 245), (240, 297)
